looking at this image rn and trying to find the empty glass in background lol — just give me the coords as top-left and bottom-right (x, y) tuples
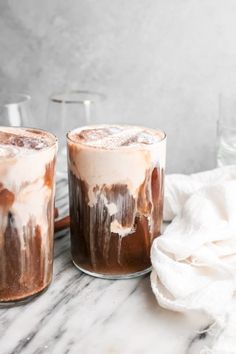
(47, 91), (105, 177)
(217, 93), (236, 167)
(0, 93), (32, 127)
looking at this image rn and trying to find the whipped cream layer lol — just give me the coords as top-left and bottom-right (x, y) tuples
(0, 127), (55, 151)
(69, 125), (164, 149)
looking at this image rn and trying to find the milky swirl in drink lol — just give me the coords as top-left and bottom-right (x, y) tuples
(68, 125), (165, 204)
(67, 125), (166, 276)
(0, 127), (57, 302)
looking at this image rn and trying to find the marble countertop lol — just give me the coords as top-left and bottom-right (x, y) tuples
(0, 179), (234, 354)
(0, 231), (220, 354)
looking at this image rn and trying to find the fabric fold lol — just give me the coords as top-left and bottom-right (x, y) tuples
(151, 166), (236, 324)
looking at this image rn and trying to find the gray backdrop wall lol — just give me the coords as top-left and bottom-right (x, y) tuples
(1, 0), (236, 173)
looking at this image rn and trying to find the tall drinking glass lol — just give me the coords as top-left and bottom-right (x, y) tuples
(67, 124), (166, 279)
(0, 127), (57, 305)
(217, 93), (236, 166)
(47, 90), (105, 176)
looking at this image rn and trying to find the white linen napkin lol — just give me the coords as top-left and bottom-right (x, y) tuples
(151, 166), (236, 325)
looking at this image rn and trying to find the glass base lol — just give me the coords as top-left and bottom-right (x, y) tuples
(0, 283), (50, 308)
(72, 260), (152, 279)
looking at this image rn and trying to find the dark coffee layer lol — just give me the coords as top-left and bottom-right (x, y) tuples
(0, 221), (52, 302)
(68, 166), (164, 275)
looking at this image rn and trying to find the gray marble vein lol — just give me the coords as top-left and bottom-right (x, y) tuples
(0, 180), (225, 354)
(0, 232), (216, 354)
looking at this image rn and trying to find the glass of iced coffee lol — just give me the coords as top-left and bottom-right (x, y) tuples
(0, 127), (57, 304)
(67, 125), (166, 278)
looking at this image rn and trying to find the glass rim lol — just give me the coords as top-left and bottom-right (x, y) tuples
(49, 90), (106, 104)
(0, 93), (31, 107)
(0, 126), (58, 159)
(217, 120), (236, 131)
(66, 124), (167, 150)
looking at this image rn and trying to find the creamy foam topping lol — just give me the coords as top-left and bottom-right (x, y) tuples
(0, 127), (56, 157)
(68, 125), (165, 149)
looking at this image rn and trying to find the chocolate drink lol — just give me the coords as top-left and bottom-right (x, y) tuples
(67, 125), (166, 278)
(0, 127), (57, 303)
